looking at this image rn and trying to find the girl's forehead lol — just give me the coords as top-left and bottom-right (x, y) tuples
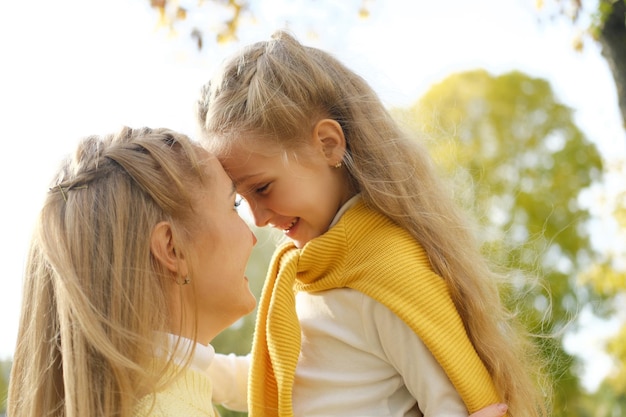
(223, 145), (321, 173)
(219, 137), (284, 159)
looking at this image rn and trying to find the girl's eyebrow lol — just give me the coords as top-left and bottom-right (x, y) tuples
(233, 172), (265, 187)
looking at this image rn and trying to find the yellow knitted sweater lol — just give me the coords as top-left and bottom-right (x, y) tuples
(133, 365), (216, 417)
(249, 200), (501, 417)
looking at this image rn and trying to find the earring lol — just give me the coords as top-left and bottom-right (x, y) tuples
(176, 276), (191, 285)
(334, 161), (343, 168)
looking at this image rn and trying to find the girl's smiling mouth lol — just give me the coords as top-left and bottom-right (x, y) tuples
(281, 218), (299, 232)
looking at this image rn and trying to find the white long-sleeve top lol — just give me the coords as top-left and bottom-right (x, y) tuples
(292, 288), (467, 417)
(208, 352), (249, 412)
(209, 291), (466, 416)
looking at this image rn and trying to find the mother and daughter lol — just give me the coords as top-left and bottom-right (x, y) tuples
(7, 30), (548, 417)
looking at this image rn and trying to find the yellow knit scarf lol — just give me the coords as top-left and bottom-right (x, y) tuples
(248, 201), (501, 416)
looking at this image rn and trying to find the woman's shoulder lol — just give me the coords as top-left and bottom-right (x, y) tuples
(133, 367), (215, 417)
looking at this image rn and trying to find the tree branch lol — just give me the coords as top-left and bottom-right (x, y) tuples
(599, 0), (626, 128)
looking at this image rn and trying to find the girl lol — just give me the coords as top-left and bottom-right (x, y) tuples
(197, 31), (548, 417)
(7, 127), (257, 417)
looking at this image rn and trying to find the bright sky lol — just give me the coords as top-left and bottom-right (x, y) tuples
(1, 0), (624, 391)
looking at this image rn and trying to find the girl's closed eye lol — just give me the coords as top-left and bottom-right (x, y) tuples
(255, 183), (270, 194)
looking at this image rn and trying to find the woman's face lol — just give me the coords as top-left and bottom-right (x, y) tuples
(186, 155), (257, 343)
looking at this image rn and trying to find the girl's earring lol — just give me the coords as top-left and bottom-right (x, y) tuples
(334, 161), (343, 168)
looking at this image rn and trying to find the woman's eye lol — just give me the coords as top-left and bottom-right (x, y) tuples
(234, 196), (243, 209)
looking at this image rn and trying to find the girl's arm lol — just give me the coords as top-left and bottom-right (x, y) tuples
(371, 300), (509, 417)
(470, 404), (508, 417)
(207, 353), (250, 411)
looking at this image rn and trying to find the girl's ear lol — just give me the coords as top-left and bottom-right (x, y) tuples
(150, 221), (189, 278)
(313, 118), (346, 166)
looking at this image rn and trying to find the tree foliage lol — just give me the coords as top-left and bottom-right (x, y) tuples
(149, 0), (246, 48)
(147, 0), (371, 49)
(580, 181), (626, 410)
(0, 359), (10, 415)
(394, 69), (604, 416)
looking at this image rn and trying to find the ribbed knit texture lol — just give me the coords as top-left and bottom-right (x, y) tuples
(134, 364), (216, 417)
(249, 200), (501, 417)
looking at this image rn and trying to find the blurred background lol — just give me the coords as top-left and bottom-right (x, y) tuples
(1, 0), (625, 415)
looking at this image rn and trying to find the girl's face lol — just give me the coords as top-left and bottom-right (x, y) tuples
(218, 121), (354, 249)
(187, 155), (258, 342)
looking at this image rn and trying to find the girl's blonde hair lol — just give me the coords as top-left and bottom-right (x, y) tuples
(8, 127), (207, 417)
(197, 30), (549, 417)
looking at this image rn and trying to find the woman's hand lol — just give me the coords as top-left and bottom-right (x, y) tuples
(470, 404), (508, 417)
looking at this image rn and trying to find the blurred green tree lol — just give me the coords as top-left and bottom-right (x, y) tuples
(394, 69), (605, 416)
(0, 359), (10, 415)
(579, 180), (626, 413)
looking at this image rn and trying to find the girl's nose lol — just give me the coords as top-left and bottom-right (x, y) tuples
(250, 203), (271, 228)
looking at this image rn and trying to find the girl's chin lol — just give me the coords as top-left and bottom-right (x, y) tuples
(291, 235), (316, 249)
(283, 220), (325, 248)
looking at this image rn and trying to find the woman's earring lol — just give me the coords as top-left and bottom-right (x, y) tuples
(334, 161), (343, 168)
(176, 276), (191, 285)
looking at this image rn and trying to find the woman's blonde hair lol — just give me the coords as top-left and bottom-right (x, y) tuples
(8, 127), (207, 417)
(197, 30), (549, 417)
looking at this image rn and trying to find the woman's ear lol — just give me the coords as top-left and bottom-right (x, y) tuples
(313, 118), (346, 166)
(150, 221), (189, 277)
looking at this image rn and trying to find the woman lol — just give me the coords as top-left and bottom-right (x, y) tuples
(7, 126), (257, 417)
